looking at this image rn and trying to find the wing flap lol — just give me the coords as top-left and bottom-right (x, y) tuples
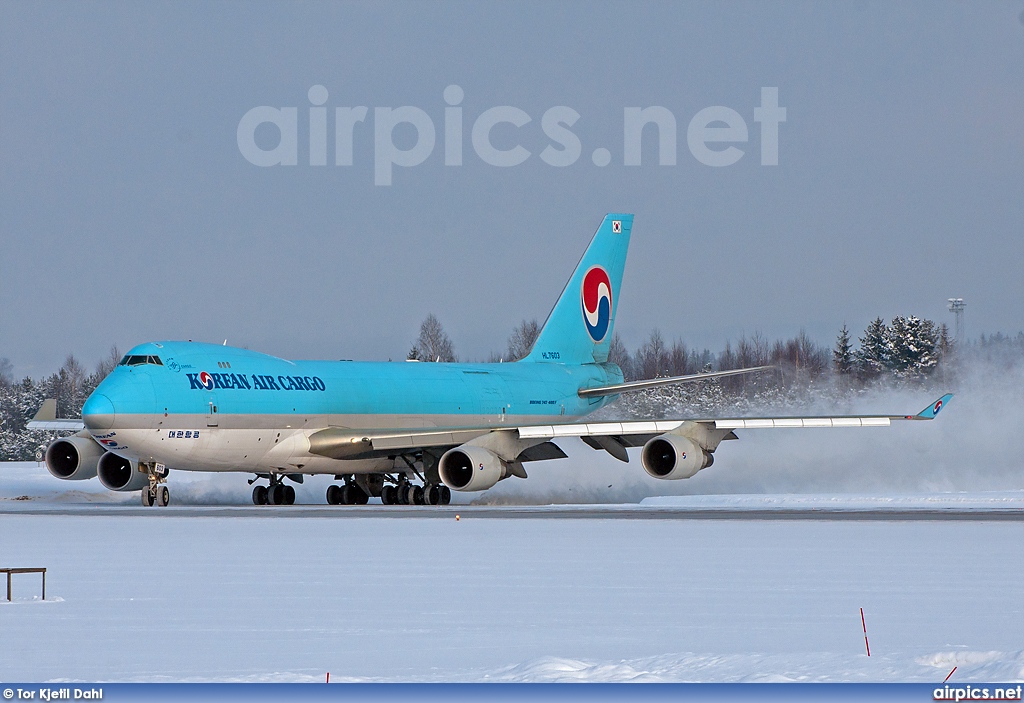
(714, 416), (892, 429)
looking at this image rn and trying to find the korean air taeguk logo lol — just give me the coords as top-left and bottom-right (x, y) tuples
(581, 266), (612, 342)
(198, 371), (214, 391)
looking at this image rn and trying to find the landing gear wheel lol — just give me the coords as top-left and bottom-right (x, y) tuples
(142, 488), (155, 507)
(339, 485), (354, 505)
(284, 485), (296, 505)
(253, 485), (269, 505)
(353, 485), (369, 505)
(411, 485), (425, 505)
(439, 485), (451, 505)
(268, 484), (285, 505)
(326, 484), (342, 505)
(381, 485), (396, 505)
(396, 484), (410, 505)
(424, 484), (440, 506)
(156, 485), (170, 507)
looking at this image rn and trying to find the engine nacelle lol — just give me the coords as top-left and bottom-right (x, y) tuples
(640, 434), (714, 480)
(44, 436), (103, 481)
(438, 445), (505, 492)
(97, 452), (150, 492)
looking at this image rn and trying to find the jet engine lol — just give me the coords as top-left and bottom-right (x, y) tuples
(97, 452), (150, 492)
(44, 436), (104, 481)
(640, 434), (714, 480)
(438, 445), (506, 492)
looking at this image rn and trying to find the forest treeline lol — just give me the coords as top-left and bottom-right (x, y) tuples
(3, 316), (1022, 461)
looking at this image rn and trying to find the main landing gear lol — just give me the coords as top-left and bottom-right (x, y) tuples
(379, 476), (451, 506)
(250, 474), (297, 505)
(326, 481), (369, 506)
(325, 474), (451, 506)
(141, 463), (170, 507)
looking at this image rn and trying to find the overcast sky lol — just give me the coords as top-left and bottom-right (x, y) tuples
(1, 2), (1022, 379)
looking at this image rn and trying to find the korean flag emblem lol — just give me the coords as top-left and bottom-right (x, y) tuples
(612, 220), (622, 234)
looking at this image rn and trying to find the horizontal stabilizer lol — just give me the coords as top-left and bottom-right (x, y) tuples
(27, 419), (86, 431)
(27, 399), (85, 431)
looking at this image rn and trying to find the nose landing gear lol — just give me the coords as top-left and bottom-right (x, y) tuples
(141, 463), (170, 507)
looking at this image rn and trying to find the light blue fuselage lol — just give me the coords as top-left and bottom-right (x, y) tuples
(81, 341), (622, 473)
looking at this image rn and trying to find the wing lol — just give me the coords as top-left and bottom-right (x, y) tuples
(306, 394), (953, 464)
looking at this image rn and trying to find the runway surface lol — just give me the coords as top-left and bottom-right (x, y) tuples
(2, 503), (1023, 520)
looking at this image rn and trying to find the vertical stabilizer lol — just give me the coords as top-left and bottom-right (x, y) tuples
(522, 214), (633, 364)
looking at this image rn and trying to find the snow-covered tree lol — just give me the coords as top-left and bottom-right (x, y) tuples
(885, 315), (938, 380)
(856, 317), (888, 382)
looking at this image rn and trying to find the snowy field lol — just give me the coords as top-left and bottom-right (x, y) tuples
(2, 462), (1023, 683)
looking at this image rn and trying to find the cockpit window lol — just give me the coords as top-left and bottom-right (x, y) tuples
(118, 355), (163, 367)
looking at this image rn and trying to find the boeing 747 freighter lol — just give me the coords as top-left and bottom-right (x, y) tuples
(30, 214), (951, 506)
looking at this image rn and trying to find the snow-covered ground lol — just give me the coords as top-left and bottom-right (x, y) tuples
(2, 462), (1023, 683)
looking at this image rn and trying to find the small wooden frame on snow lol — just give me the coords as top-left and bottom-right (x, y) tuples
(1, 568), (46, 601)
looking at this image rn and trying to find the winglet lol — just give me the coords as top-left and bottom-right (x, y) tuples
(31, 398), (58, 422)
(914, 393), (953, 420)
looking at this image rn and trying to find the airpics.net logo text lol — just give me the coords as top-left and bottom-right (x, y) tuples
(237, 85), (786, 186)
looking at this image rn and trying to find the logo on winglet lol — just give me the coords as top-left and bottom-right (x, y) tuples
(581, 266), (612, 343)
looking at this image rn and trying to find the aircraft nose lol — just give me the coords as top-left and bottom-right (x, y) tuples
(82, 393), (115, 430)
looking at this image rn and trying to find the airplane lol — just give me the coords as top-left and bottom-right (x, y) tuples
(29, 214), (952, 507)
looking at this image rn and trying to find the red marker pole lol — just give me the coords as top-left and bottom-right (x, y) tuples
(860, 608), (871, 657)
(944, 666), (957, 683)
(326, 672), (330, 684)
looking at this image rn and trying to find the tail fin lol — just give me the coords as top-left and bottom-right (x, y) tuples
(522, 214), (633, 364)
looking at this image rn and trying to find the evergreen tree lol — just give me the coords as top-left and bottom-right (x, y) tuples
(885, 315), (938, 380)
(833, 324), (854, 376)
(856, 317), (888, 381)
(937, 323), (952, 361)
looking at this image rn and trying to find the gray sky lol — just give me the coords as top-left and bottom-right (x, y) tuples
(1, 1), (1022, 379)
